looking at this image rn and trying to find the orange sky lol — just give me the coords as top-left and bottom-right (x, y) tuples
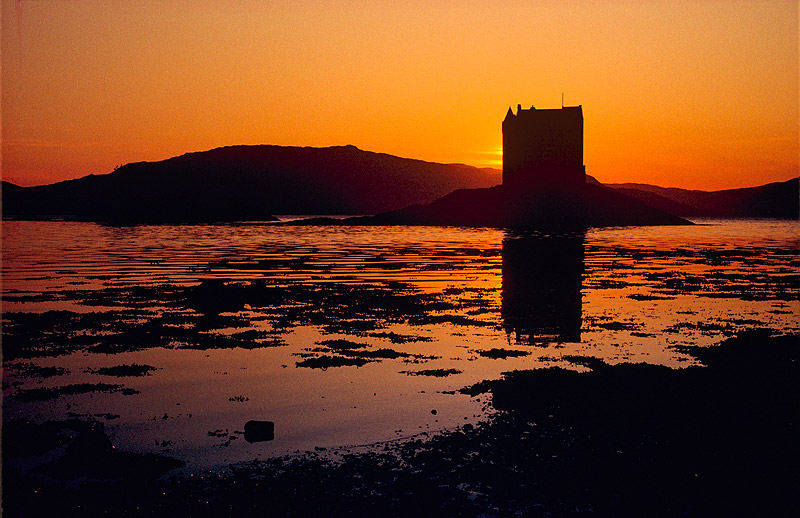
(2, 1), (798, 189)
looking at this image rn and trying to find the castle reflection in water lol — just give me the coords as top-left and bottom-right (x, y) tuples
(501, 232), (584, 344)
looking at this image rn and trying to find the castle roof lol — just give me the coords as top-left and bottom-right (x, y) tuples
(504, 105), (583, 122)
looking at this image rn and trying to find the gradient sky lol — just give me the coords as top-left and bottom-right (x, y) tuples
(2, 0), (798, 189)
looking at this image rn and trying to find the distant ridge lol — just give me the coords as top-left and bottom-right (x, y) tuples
(603, 178), (799, 219)
(1, 145), (500, 223)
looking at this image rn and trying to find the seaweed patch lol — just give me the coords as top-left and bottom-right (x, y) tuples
(85, 364), (157, 377)
(400, 368), (462, 377)
(11, 383), (140, 402)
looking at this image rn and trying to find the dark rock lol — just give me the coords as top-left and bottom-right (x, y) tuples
(2, 418), (91, 459)
(244, 420), (275, 443)
(64, 427), (114, 464)
(28, 422), (186, 480)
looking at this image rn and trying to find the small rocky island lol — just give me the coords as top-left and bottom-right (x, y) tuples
(303, 104), (691, 229)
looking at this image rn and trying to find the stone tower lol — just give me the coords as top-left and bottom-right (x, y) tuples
(502, 104), (585, 191)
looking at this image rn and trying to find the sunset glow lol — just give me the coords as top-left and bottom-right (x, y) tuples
(2, 0), (797, 189)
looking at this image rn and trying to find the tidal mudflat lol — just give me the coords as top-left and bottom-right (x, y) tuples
(3, 219), (798, 515)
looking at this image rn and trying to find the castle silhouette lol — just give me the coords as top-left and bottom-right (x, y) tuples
(503, 104), (585, 191)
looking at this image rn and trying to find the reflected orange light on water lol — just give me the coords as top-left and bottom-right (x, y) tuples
(2, 219), (798, 468)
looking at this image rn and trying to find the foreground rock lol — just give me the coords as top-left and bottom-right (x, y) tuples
(243, 420), (275, 443)
(3, 419), (184, 514)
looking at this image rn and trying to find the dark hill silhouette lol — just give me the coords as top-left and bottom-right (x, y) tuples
(2, 181), (23, 193)
(1, 145), (500, 223)
(605, 177), (799, 219)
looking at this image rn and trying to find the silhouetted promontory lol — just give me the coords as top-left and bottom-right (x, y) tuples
(1, 145), (499, 223)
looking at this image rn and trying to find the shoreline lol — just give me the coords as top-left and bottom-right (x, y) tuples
(4, 330), (798, 516)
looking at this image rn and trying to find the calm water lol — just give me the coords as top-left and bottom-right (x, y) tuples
(2, 219), (798, 471)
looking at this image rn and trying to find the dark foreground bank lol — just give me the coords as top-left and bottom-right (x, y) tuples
(4, 330), (798, 517)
